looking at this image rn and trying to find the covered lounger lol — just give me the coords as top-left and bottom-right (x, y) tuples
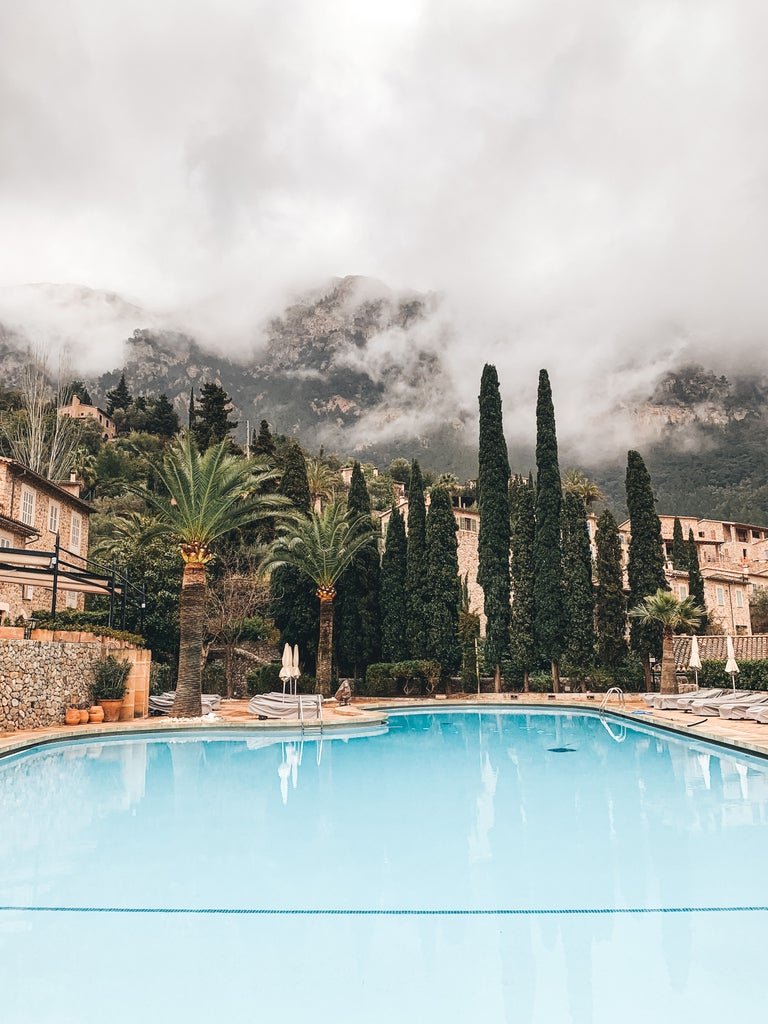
(149, 692), (222, 715)
(248, 692), (322, 722)
(740, 703), (768, 724)
(717, 694), (768, 720)
(649, 689), (725, 711)
(686, 692), (763, 716)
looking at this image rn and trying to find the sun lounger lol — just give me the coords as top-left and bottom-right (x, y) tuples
(740, 703), (768, 724)
(648, 689), (725, 711)
(248, 692), (322, 722)
(717, 694), (768, 720)
(148, 692), (222, 716)
(686, 692), (763, 716)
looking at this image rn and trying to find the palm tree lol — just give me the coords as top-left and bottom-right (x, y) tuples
(305, 458), (341, 512)
(628, 589), (705, 693)
(262, 501), (376, 695)
(138, 433), (293, 716)
(562, 469), (604, 509)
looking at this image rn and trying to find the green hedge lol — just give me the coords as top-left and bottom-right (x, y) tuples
(246, 663), (316, 695)
(696, 659), (768, 691)
(361, 660), (441, 698)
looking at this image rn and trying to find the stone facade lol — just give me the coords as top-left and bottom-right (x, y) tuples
(0, 633), (151, 733)
(0, 457), (91, 620)
(57, 394), (116, 439)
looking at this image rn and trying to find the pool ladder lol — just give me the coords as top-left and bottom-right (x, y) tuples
(600, 687), (625, 712)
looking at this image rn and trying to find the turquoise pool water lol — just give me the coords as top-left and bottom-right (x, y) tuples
(1, 709), (767, 1022)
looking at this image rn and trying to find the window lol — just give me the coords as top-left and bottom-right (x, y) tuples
(678, 584), (688, 599)
(70, 512), (82, 553)
(0, 535), (10, 549)
(23, 585), (34, 601)
(716, 587), (725, 606)
(20, 487), (35, 526)
(736, 590), (743, 608)
(48, 502), (60, 534)
(65, 591), (78, 609)
(460, 517), (477, 533)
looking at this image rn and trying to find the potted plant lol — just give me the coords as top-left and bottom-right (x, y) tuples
(92, 654), (131, 723)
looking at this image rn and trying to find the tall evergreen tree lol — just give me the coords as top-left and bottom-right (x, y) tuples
(335, 463), (381, 677)
(405, 460), (429, 656)
(509, 474), (536, 691)
(105, 372), (131, 416)
(424, 487), (461, 688)
(380, 506), (408, 661)
(188, 387), (195, 430)
(687, 528), (707, 632)
(626, 449), (668, 688)
(672, 516), (687, 569)
(533, 369), (567, 690)
(561, 490), (596, 686)
(252, 419), (276, 461)
(146, 394), (180, 438)
(269, 442), (319, 673)
(192, 382), (238, 451)
(458, 575), (481, 691)
(477, 364), (511, 691)
(594, 509), (628, 670)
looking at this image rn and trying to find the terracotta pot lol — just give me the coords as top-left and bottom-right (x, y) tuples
(78, 709), (89, 724)
(65, 708), (81, 726)
(98, 699), (123, 723)
(88, 705), (105, 724)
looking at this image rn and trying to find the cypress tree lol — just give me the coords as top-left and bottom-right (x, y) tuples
(405, 460), (429, 656)
(269, 442), (319, 673)
(380, 506), (408, 662)
(458, 575), (481, 691)
(626, 449), (668, 687)
(477, 364), (511, 691)
(594, 509), (628, 670)
(561, 490), (596, 687)
(188, 387), (195, 430)
(192, 382), (238, 450)
(252, 420), (276, 461)
(672, 516), (687, 569)
(533, 369), (567, 690)
(335, 463), (381, 677)
(106, 372), (131, 416)
(687, 528), (707, 632)
(424, 487), (461, 688)
(509, 474), (536, 691)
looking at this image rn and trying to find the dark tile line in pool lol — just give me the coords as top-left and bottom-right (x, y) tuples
(2, 905), (768, 916)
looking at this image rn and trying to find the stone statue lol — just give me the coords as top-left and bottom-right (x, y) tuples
(335, 679), (352, 705)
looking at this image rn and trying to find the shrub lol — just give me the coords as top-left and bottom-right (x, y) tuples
(202, 661), (226, 694)
(150, 662), (175, 695)
(92, 654), (131, 701)
(697, 659), (768, 691)
(361, 660), (441, 697)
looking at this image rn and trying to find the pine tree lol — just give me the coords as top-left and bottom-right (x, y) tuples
(626, 450), (668, 687)
(146, 394), (180, 438)
(424, 487), (461, 687)
(380, 506), (408, 662)
(105, 372), (131, 416)
(335, 462), (381, 677)
(477, 364), (511, 691)
(561, 491), (596, 686)
(687, 528), (707, 633)
(594, 509), (628, 670)
(672, 516), (687, 569)
(405, 460), (429, 656)
(252, 420), (276, 461)
(192, 382), (238, 451)
(509, 475), (536, 691)
(533, 369), (567, 690)
(269, 442), (319, 673)
(68, 380), (92, 405)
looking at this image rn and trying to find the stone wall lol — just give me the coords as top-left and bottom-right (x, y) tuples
(0, 635), (151, 733)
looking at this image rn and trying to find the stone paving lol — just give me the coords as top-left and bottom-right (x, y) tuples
(3, 692), (768, 760)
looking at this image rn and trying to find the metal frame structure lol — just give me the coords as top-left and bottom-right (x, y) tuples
(0, 534), (145, 630)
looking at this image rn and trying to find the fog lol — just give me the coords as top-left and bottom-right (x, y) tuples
(1, 0), (767, 458)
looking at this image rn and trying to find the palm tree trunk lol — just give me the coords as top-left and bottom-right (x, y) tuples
(316, 592), (335, 696)
(494, 663), (501, 693)
(641, 652), (653, 691)
(174, 561), (207, 716)
(660, 627), (677, 694)
(551, 660), (560, 693)
(523, 669), (529, 693)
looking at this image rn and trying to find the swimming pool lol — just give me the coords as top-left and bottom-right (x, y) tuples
(1, 708), (766, 1022)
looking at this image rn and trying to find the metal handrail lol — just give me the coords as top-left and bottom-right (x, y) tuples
(600, 686), (625, 712)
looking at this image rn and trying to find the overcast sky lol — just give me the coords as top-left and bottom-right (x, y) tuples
(1, 0), (767, 449)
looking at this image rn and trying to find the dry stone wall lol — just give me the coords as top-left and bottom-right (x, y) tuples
(0, 639), (100, 732)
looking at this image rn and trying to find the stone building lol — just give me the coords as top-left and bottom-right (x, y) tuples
(57, 393), (116, 440)
(0, 458), (92, 620)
